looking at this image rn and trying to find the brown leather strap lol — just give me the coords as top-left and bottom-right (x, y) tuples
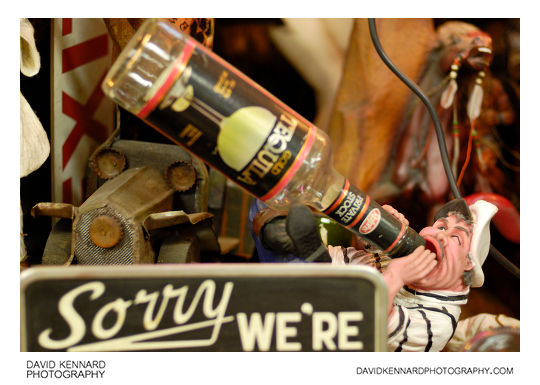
(252, 207), (289, 237)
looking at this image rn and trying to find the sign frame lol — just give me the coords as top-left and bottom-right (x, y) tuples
(21, 264), (387, 352)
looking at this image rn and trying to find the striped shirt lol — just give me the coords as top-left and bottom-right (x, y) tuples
(328, 245), (468, 352)
(388, 286), (467, 351)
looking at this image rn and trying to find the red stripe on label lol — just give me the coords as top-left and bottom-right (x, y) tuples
(62, 19), (72, 36)
(137, 39), (195, 119)
(62, 34), (109, 73)
(347, 195), (371, 229)
(324, 179), (349, 215)
(383, 222), (406, 253)
(260, 125), (317, 202)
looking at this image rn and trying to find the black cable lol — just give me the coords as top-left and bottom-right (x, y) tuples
(368, 19), (461, 200)
(367, 18), (519, 280)
(489, 244), (520, 278)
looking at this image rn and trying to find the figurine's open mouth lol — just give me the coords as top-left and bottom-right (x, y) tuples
(423, 237), (444, 262)
(466, 46), (492, 70)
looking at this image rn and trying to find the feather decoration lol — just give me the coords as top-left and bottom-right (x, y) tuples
(467, 83), (484, 121)
(467, 72), (486, 121)
(440, 78), (458, 109)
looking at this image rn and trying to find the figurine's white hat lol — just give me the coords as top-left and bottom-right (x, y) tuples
(468, 200), (498, 288)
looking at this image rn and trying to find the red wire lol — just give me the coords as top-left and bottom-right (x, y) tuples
(456, 120), (475, 187)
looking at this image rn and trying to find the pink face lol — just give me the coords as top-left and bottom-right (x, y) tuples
(414, 214), (474, 291)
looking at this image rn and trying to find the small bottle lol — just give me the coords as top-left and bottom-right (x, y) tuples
(102, 19), (425, 257)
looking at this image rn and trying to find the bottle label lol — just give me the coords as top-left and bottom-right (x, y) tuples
(323, 180), (407, 253)
(139, 38), (316, 200)
(359, 208), (381, 235)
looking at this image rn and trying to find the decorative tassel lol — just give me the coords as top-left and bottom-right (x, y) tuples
(467, 71), (485, 121)
(451, 101), (460, 178)
(440, 62), (461, 109)
(457, 122), (474, 187)
(472, 127), (486, 172)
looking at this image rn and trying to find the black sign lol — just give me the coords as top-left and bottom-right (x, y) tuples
(21, 264), (387, 352)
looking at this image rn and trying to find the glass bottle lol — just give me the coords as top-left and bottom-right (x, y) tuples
(101, 19), (425, 257)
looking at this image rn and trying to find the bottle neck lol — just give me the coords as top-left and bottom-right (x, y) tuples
(322, 178), (425, 257)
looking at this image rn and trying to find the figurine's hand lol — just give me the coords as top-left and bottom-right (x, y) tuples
(384, 246), (437, 287)
(382, 246), (436, 318)
(382, 204), (409, 226)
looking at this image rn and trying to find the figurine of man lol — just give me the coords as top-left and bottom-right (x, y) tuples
(328, 198), (498, 352)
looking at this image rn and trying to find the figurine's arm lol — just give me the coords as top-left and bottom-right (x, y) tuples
(330, 204), (433, 317)
(382, 246), (437, 318)
(479, 78), (515, 126)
